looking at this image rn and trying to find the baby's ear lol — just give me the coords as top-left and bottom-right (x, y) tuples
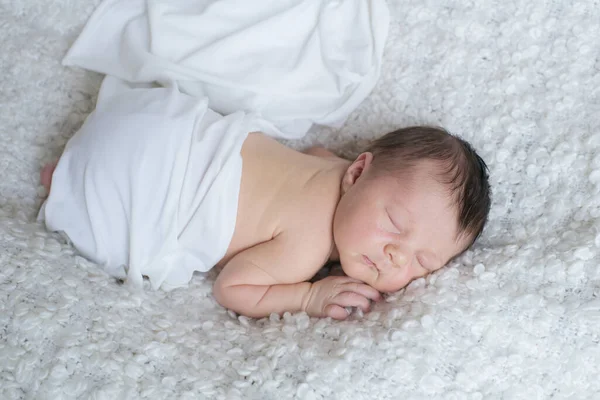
(341, 152), (373, 192)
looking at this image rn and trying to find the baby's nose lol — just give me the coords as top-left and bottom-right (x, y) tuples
(384, 244), (408, 267)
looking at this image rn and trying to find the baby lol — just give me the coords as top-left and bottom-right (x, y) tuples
(39, 85), (490, 320)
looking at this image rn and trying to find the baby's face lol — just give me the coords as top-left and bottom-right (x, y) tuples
(333, 154), (470, 293)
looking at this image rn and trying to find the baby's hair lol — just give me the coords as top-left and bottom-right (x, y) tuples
(366, 126), (491, 246)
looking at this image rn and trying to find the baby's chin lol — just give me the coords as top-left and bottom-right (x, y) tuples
(338, 262), (371, 284)
(335, 258), (353, 276)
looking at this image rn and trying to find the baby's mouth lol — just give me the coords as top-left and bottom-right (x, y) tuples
(363, 255), (377, 270)
(362, 255), (381, 282)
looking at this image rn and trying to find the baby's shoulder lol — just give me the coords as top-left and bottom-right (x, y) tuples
(276, 219), (333, 275)
(278, 190), (336, 262)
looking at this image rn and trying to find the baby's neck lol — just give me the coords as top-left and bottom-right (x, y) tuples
(308, 160), (348, 263)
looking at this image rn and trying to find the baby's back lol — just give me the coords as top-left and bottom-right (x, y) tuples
(219, 133), (344, 272)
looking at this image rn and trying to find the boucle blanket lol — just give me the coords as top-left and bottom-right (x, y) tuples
(1, 0), (599, 399)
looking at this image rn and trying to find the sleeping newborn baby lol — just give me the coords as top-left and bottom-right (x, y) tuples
(39, 84), (491, 320)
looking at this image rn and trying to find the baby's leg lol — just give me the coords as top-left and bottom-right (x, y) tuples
(40, 162), (57, 193)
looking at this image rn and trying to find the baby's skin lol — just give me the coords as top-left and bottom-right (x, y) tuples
(42, 133), (470, 320)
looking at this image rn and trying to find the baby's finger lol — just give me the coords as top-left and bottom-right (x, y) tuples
(324, 304), (350, 320)
(343, 282), (382, 302)
(332, 291), (372, 313)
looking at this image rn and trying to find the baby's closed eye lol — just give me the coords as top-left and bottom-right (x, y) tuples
(416, 255), (431, 271)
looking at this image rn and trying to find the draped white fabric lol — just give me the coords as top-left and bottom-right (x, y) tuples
(63, 0), (389, 138)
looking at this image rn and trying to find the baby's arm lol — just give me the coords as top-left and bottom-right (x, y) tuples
(213, 233), (381, 319)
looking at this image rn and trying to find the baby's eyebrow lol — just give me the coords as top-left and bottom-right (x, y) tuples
(385, 209), (401, 230)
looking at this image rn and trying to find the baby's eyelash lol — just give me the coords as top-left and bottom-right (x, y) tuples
(416, 256), (431, 271)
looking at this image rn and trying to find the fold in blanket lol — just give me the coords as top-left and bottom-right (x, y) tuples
(63, 0), (390, 138)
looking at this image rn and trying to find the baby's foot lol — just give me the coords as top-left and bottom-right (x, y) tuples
(40, 162), (57, 193)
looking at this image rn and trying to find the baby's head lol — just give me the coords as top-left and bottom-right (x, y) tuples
(333, 126), (491, 293)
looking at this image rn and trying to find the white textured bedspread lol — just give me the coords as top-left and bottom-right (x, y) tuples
(1, 0), (599, 399)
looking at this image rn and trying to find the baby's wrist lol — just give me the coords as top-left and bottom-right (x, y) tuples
(300, 282), (315, 314)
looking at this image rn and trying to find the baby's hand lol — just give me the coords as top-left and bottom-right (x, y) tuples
(303, 276), (382, 320)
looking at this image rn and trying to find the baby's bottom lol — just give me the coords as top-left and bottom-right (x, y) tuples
(41, 162), (56, 193)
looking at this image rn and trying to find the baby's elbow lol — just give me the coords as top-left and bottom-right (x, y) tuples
(212, 281), (266, 318)
(212, 280), (234, 310)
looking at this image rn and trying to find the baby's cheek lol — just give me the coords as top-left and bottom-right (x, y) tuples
(395, 267), (418, 290)
(378, 273), (409, 293)
(340, 260), (363, 281)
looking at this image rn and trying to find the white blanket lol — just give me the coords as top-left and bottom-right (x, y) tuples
(39, 79), (255, 291)
(63, 0), (389, 138)
(2, 0), (600, 399)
